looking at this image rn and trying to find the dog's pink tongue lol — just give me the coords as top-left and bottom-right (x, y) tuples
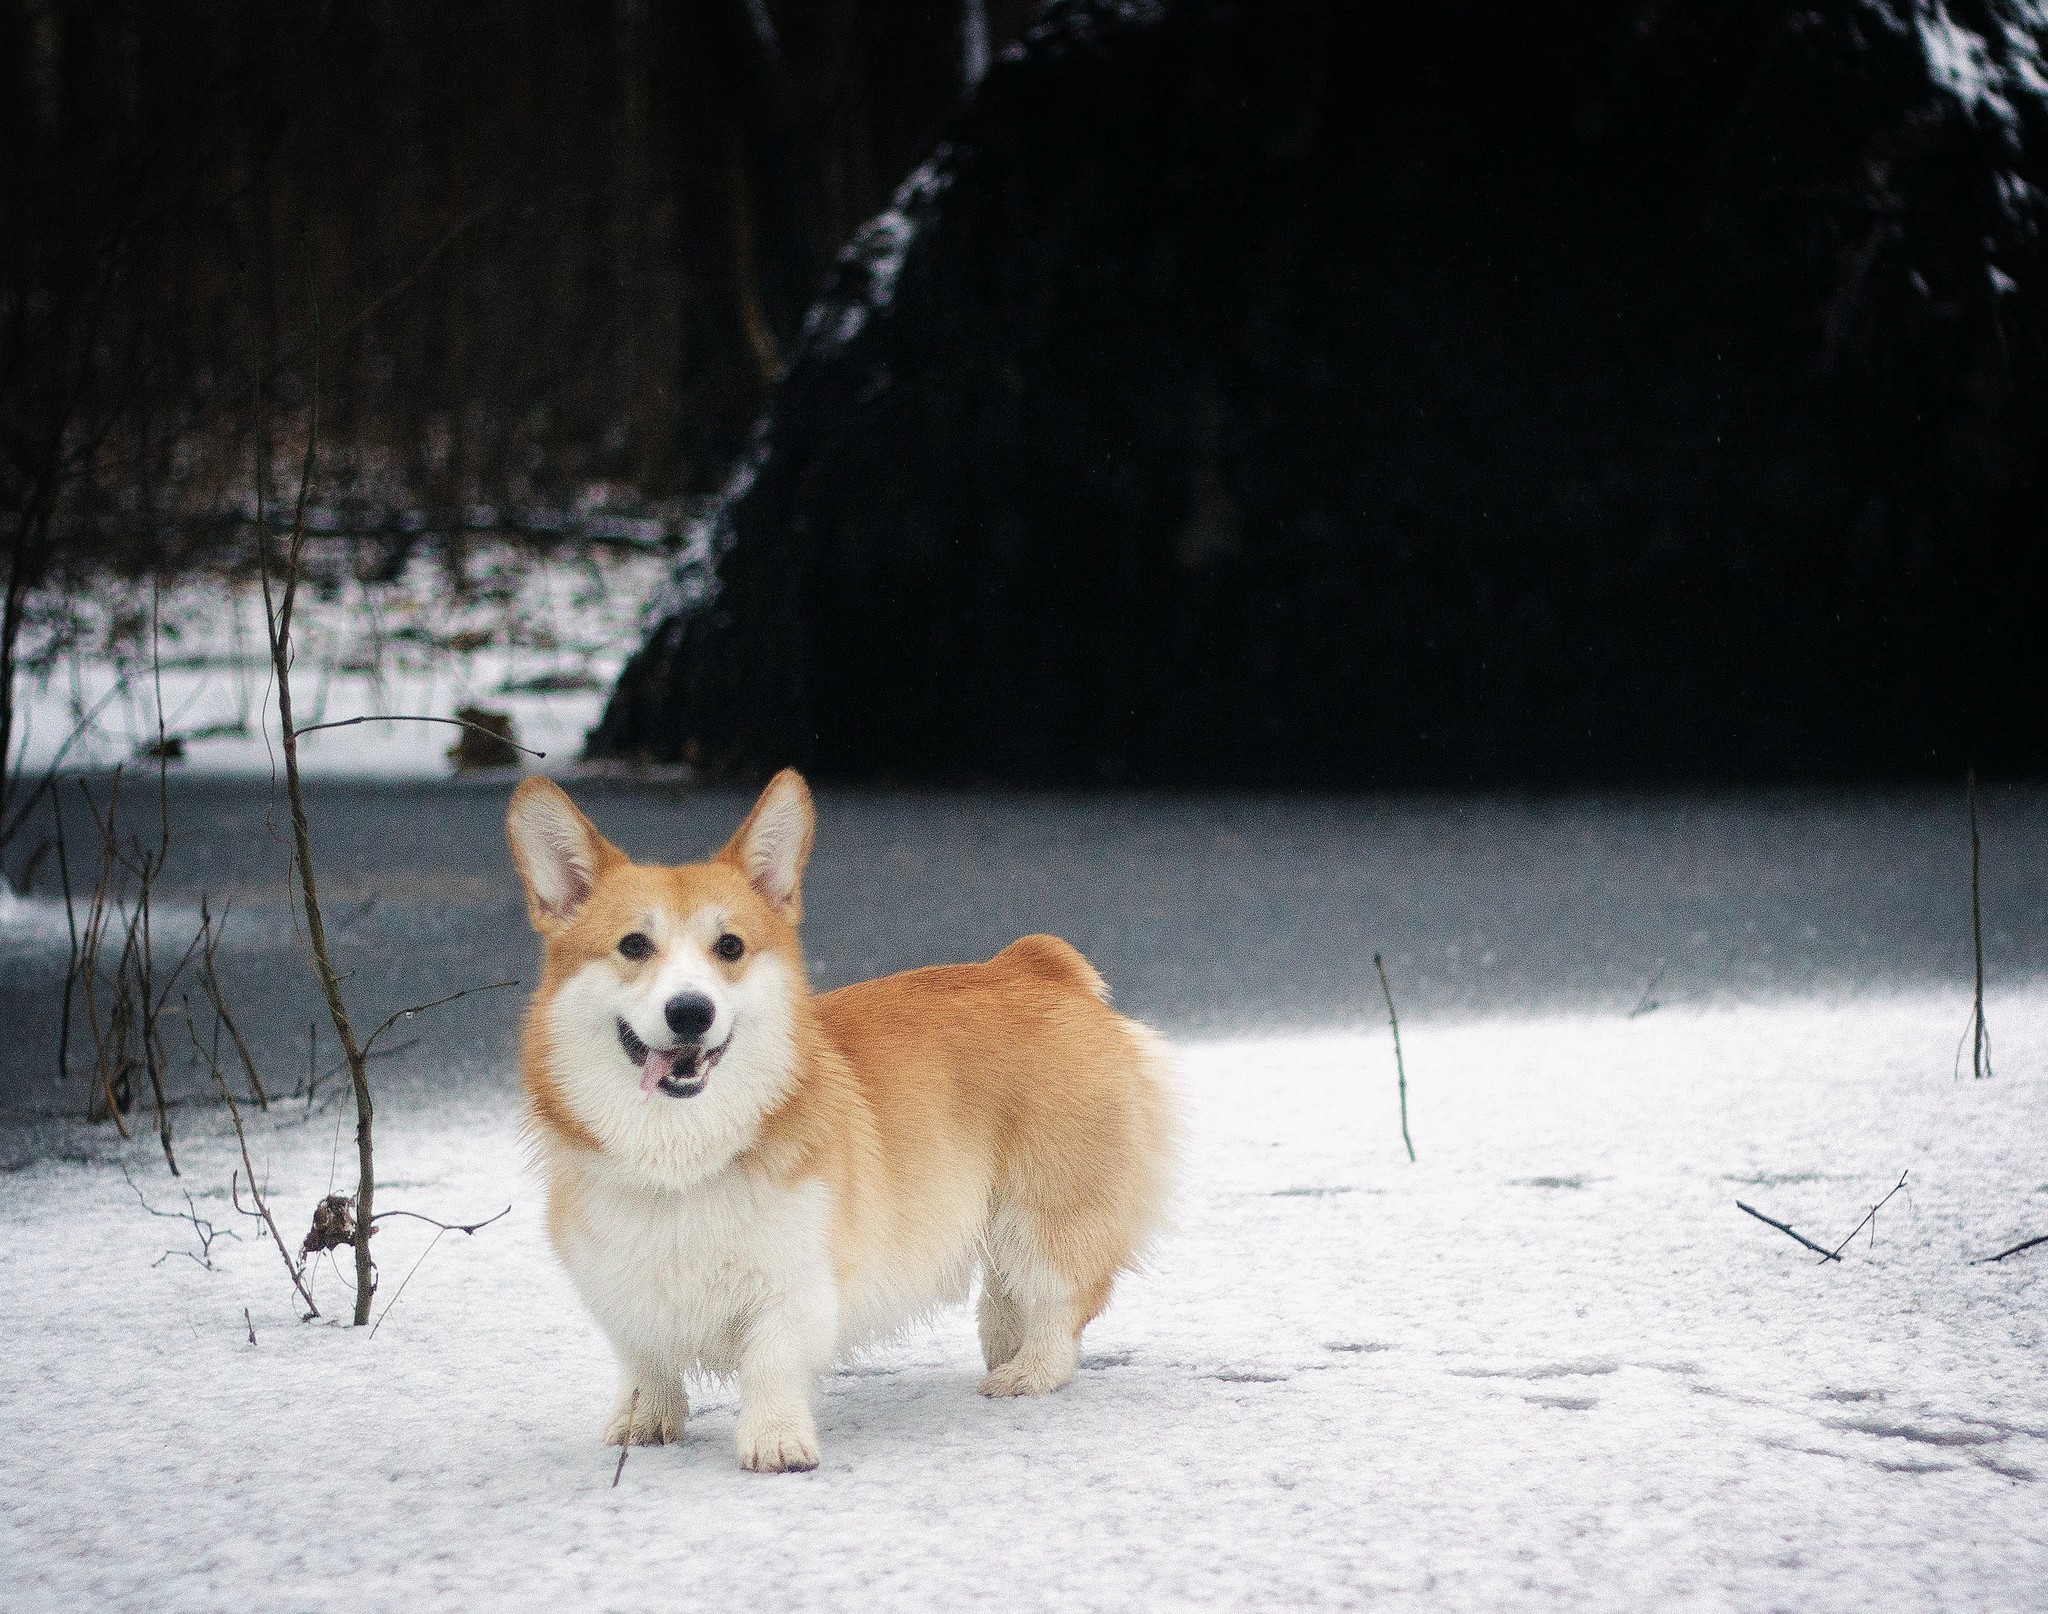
(636, 1047), (680, 1099)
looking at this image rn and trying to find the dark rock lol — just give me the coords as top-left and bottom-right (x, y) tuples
(592, 0), (2048, 786)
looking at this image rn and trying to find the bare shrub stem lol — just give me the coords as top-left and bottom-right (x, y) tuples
(1373, 952), (1416, 1163)
(1967, 768), (1993, 1081)
(255, 302), (381, 1325)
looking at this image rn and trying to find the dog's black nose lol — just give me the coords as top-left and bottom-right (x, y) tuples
(664, 992), (716, 1042)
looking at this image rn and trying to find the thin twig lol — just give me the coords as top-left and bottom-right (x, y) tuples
(367, 1228), (447, 1339)
(1373, 952), (1416, 1163)
(370, 1205), (511, 1235)
(1627, 959), (1667, 1021)
(1736, 1199), (1843, 1261)
(360, 980), (518, 1060)
(187, 999), (320, 1317)
(1825, 1171), (1910, 1261)
(1973, 1232), (2048, 1265)
(613, 1388), (641, 1487)
(366, 1203), (511, 1337)
(120, 1164), (238, 1269)
(244, 1306), (256, 1346)
(198, 898), (267, 1107)
(1967, 768), (1993, 1081)
(291, 713), (545, 759)
(54, 796), (78, 1083)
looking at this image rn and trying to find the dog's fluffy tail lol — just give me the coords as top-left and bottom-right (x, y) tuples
(995, 933), (1112, 1003)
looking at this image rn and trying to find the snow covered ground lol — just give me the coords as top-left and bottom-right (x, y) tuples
(3, 983), (2044, 1611)
(7, 541), (669, 778)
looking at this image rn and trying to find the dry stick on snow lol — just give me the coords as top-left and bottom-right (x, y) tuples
(1974, 1232), (2048, 1265)
(188, 985), (320, 1318)
(1373, 952), (1416, 1163)
(1966, 768), (1993, 1081)
(256, 299), (383, 1325)
(1825, 1170), (1910, 1261)
(292, 713), (546, 759)
(1736, 1199), (1844, 1262)
(613, 1388), (641, 1487)
(244, 1306), (256, 1346)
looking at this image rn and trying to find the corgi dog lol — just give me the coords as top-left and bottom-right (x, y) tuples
(507, 771), (1175, 1472)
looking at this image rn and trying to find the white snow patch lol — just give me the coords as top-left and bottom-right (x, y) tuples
(805, 149), (953, 354)
(10, 542), (668, 779)
(4, 986), (2046, 1610)
(1912, 0), (2048, 135)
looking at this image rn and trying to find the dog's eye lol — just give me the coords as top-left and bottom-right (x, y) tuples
(618, 932), (654, 961)
(714, 932), (745, 963)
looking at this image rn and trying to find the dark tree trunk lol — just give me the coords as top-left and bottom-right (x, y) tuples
(593, 0), (2048, 788)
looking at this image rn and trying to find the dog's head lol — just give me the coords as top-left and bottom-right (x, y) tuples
(508, 771), (814, 1180)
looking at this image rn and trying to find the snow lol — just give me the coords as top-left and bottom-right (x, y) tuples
(8, 542), (669, 780)
(4, 985), (2044, 1610)
(1909, 0), (2048, 136)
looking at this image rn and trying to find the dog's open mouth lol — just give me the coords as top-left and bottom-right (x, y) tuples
(617, 1019), (730, 1100)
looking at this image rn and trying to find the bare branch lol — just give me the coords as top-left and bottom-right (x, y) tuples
(187, 1001), (320, 1318)
(1974, 1232), (2048, 1265)
(120, 1164), (238, 1269)
(1736, 1199), (1843, 1262)
(360, 979), (519, 1061)
(1825, 1171), (1910, 1261)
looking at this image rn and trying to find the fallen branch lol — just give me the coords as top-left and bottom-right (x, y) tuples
(291, 713), (545, 759)
(1973, 1232), (2048, 1265)
(244, 1307), (256, 1346)
(1373, 952), (1416, 1163)
(1825, 1171), (1910, 1261)
(1736, 1199), (1843, 1262)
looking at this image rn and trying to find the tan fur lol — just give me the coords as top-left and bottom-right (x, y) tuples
(509, 771), (1175, 1469)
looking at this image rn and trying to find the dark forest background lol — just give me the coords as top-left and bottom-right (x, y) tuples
(6, 0), (2047, 791)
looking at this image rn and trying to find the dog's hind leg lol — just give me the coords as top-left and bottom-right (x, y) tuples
(977, 1203), (1090, 1398)
(977, 1265), (1026, 1371)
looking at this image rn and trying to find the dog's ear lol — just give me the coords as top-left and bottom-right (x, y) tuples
(507, 777), (623, 932)
(719, 768), (814, 923)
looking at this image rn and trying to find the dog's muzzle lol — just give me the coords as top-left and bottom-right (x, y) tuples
(618, 1017), (730, 1100)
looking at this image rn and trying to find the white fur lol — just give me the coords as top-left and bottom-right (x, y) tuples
(539, 945), (838, 1467)
(541, 949), (798, 1195)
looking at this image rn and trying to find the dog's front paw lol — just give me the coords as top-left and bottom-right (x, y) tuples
(604, 1391), (685, 1447)
(736, 1416), (819, 1473)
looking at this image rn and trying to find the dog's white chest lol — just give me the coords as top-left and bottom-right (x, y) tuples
(551, 1160), (834, 1377)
